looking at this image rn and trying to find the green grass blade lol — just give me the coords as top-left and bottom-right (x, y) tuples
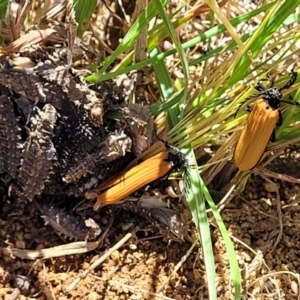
(86, 0), (170, 82)
(204, 187), (242, 299)
(86, 3), (279, 83)
(74, 0), (97, 37)
(183, 147), (217, 300)
(152, 0), (189, 122)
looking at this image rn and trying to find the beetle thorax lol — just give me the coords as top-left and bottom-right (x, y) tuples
(263, 87), (282, 108)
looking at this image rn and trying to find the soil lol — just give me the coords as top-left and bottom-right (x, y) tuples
(1, 156), (300, 300)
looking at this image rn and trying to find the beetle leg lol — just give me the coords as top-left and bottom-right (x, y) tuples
(234, 99), (254, 118)
(234, 102), (254, 118)
(245, 105), (252, 112)
(270, 130), (276, 142)
(234, 102), (245, 118)
(234, 77), (273, 118)
(269, 110), (281, 144)
(255, 74), (273, 91)
(271, 105), (282, 142)
(277, 109), (282, 126)
(280, 70), (298, 91)
(255, 81), (267, 92)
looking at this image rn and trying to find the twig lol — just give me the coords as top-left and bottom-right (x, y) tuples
(255, 167), (300, 184)
(156, 239), (198, 293)
(8, 240), (101, 260)
(66, 233), (132, 292)
(133, 0), (148, 62)
(9, 0), (31, 41)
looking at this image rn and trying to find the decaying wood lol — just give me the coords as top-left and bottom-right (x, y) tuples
(17, 104), (57, 201)
(0, 24), (182, 241)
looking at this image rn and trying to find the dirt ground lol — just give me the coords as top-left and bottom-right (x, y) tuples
(1, 153), (300, 300)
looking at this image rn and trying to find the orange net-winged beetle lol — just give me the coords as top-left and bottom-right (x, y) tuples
(89, 140), (188, 211)
(234, 70), (299, 171)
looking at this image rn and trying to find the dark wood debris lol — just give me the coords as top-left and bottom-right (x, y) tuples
(0, 47), (149, 199)
(0, 46), (185, 242)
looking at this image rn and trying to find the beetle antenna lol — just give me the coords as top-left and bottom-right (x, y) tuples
(154, 128), (181, 153)
(153, 125), (190, 193)
(279, 69), (298, 91)
(280, 99), (299, 106)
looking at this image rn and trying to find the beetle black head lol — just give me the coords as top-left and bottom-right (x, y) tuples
(156, 138), (189, 172)
(260, 87), (282, 109)
(167, 150), (188, 172)
(255, 70), (298, 109)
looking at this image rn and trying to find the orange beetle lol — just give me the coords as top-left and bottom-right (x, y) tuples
(234, 70), (298, 171)
(89, 145), (187, 211)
